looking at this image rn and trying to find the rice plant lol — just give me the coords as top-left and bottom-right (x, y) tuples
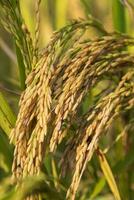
(0, 0), (134, 200)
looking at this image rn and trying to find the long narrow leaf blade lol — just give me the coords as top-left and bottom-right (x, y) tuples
(0, 108), (12, 136)
(90, 178), (106, 199)
(0, 92), (16, 135)
(98, 148), (121, 200)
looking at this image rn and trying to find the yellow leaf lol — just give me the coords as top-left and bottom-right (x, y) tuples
(98, 148), (121, 200)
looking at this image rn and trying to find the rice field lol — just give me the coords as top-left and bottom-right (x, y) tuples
(0, 1), (134, 200)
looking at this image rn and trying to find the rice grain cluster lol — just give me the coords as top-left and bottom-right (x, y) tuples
(10, 20), (134, 200)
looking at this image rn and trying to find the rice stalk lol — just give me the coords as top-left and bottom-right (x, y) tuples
(8, 18), (134, 200)
(33, 0), (42, 64)
(0, 0), (35, 88)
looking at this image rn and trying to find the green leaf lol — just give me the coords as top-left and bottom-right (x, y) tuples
(0, 109), (12, 138)
(112, 0), (126, 33)
(51, 157), (59, 189)
(0, 92), (16, 136)
(0, 130), (13, 173)
(0, 174), (64, 200)
(90, 178), (106, 199)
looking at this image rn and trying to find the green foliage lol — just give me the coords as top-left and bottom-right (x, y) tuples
(112, 0), (126, 33)
(0, 92), (16, 136)
(0, 0), (35, 88)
